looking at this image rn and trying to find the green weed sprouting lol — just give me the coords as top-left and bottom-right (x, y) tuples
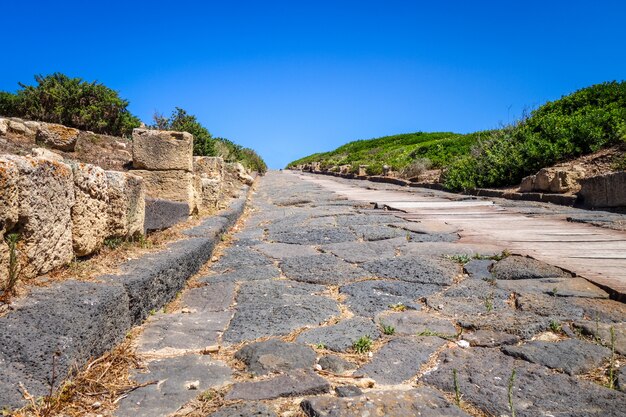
(353, 335), (373, 354)
(453, 368), (461, 407)
(380, 321), (396, 335)
(549, 320), (562, 334)
(608, 326), (616, 390)
(484, 293), (494, 312)
(508, 369), (517, 417)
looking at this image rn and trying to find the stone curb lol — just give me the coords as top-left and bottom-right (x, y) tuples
(0, 185), (251, 409)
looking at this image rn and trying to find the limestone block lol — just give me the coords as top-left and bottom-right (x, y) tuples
(3, 155), (74, 277)
(0, 118), (8, 135)
(31, 147), (64, 162)
(105, 171), (145, 238)
(131, 170), (196, 214)
(0, 230), (8, 280)
(24, 121), (41, 135)
(0, 157), (19, 230)
(7, 120), (27, 135)
(132, 129), (193, 171)
(194, 156), (224, 179)
(36, 123), (80, 151)
(71, 163), (109, 256)
(549, 167), (585, 193)
(519, 175), (535, 192)
(200, 178), (221, 210)
(358, 165), (368, 176)
(579, 171), (626, 208)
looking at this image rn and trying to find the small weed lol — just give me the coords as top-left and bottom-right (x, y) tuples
(608, 326), (616, 390)
(149, 309), (157, 316)
(549, 320), (562, 333)
(315, 343), (326, 350)
(453, 368), (461, 407)
(380, 321), (396, 335)
(417, 329), (457, 340)
(550, 287), (559, 297)
(445, 254), (471, 264)
(103, 237), (124, 250)
(484, 293), (494, 312)
(508, 369), (516, 417)
(388, 302), (407, 312)
(1, 233), (21, 299)
(353, 335), (373, 354)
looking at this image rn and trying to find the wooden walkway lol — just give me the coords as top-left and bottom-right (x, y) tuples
(296, 173), (626, 299)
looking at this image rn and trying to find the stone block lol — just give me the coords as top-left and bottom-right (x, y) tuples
(131, 169), (196, 213)
(194, 156), (224, 179)
(35, 123), (79, 151)
(7, 120), (27, 135)
(71, 163), (109, 256)
(0, 118), (8, 135)
(0, 157), (19, 231)
(579, 171), (626, 208)
(132, 128), (193, 171)
(3, 155), (74, 277)
(31, 147), (64, 162)
(105, 171), (145, 238)
(144, 198), (189, 232)
(519, 175), (535, 192)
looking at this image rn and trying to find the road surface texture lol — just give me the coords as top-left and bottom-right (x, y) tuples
(116, 171), (625, 417)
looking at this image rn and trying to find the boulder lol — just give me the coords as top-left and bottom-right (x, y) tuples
(7, 120), (27, 135)
(358, 165), (368, 176)
(2, 156), (74, 277)
(105, 171), (145, 238)
(0, 118), (8, 135)
(71, 163), (109, 256)
(31, 147), (64, 162)
(579, 171), (626, 208)
(132, 128), (193, 171)
(534, 167), (585, 193)
(519, 175), (535, 192)
(131, 170), (196, 214)
(36, 123), (80, 151)
(199, 178), (221, 210)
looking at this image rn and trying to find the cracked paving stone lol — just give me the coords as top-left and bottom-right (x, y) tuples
(501, 338), (611, 375)
(514, 293), (585, 319)
(136, 311), (232, 355)
(461, 330), (520, 347)
(567, 297), (626, 323)
(211, 246), (274, 272)
(317, 355), (357, 374)
(200, 265), (282, 283)
(116, 355), (232, 417)
(320, 238), (405, 263)
(340, 279), (439, 317)
(491, 255), (572, 280)
(362, 255), (459, 285)
(457, 311), (556, 340)
(225, 369), (330, 401)
(180, 282), (236, 312)
(223, 280), (339, 343)
(426, 279), (511, 317)
(255, 242), (320, 259)
(496, 277), (609, 299)
(423, 347), (625, 417)
(335, 213), (404, 226)
(208, 403), (277, 417)
(297, 317), (381, 352)
(349, 224), (419, 241)
(375, 310), (458, 337)
(464, 259), (494, 280)
(357, 336), (446, 384)
(335, 385), (362, 397)
(280, 254), (370, 285)
(300, 387), (471, 417)
(573, 321), (626, 355)
(234, 339), (316, 375)
(268, 226), (357, 245)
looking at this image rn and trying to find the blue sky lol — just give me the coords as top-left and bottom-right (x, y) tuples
(1, 1), (625, 168)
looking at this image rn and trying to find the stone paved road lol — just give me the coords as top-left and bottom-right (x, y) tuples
(116, 171), (626, 417)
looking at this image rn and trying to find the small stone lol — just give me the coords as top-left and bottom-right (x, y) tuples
(335, 385), (362, 397)
(181, 308), (192, 313)
(456, 340), (470, 348)
(314, 364), (322, 371)
(185, 380), (200, 390)
(92, 401), (102, 409)
(203, 345), (220, 354)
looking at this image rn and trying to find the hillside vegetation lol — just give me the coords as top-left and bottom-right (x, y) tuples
(288, 81), (626, 189)
(0, 73), (266, 173)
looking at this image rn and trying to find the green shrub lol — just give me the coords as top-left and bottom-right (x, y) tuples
(0, 73), (141, 136)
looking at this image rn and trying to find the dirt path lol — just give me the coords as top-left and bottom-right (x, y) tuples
(112, 171), (625, 417)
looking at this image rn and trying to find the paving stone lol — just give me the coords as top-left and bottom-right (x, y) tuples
(567, 298), (626, 323)
(317, 355), (357, 374)
(515, 293), (585, 319)
(464, 259), (494, 280)
(200, 265), (281, 283)
(399, 242), (501, 258)
(223, 280), (340, 343)
(335, 385), (362, 397)
(358, 336), (446, 384)
(491, 255), (571, 280)
(461, 330), (520, 347)
(349, 224), (417, 241)
(340, 279), (439, 317)
(426, 280), (511, 317)
(181, 282), (236, 312)
(269, 226), (357, 245)
(501, 339), (611, 375)
(375, 310), (458, 337)
(297, 317), (381, 352)
(618, 367), (626, 392)
(497, 277), (609, 298)
(225, 369), (330, 401)
(211, 246), (274, 272)
(117, 356), (232, 417)
(208, 403), (277, 417)
(136, 311), (232, 355)
(280, 254), (370, 285)
(335, 213), (404, 226)
(573, 321), (626, 355)
(255, 242), (320, 259)
(320, 238), (404, 263)
(362, 255), (459, 285)
(301, 387), (471, 417)
(423, 347), (624, 417)
(457, 311), (555, 340)
(234, 339), (316, 375)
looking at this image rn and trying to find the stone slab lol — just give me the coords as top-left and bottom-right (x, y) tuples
(225, 370), (330, 401)
(280, 254), (370, 285)
(144, 198), (190, 233)
(362, 256), (459, 285)
(235, 339), (316, 375)
(297, 318), (381, 352)
(132, 128), (193, 171)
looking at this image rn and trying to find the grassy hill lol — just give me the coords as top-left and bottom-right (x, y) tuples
(288, 81), (626, 189)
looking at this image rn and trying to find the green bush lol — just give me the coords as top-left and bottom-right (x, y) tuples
(443, 81), (626, 190)
(0, 73), (141, 136)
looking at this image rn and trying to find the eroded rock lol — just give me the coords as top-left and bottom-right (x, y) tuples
(36, 123), (79, 151)
(225, 369), (330, 401)
(297, 317), (381, 352)
(235, 339), (316, 375)
(132, 128), (193, 171)
(71, 163), (109, 256)
(105, 170), (145, 238)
